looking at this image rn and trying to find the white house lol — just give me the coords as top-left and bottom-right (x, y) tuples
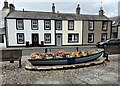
(5, 3), (83, 47)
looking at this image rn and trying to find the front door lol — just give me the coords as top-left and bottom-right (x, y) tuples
(56, 34), (62, 46)
(32, 34), (39, 46)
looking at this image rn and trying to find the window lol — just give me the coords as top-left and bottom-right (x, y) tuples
(68, 20), (74, 30)
(102, 21), (107, 31)
(0, 34), (4, 43)
(16, 19), (24, 30)
(88, 33), (94, 43)
(55, 20), (62, 30)
(17, 33), (24, 44)
(31, 20), (38, 30)
(44, 33), (51, 43)
(101, 33), (107, 41)
(89, 21), (94, 30)
(44, 20), (51, 30)
(68, 34), (79, 43)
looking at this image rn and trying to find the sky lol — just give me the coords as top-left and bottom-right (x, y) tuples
(0, 0), (120, 17)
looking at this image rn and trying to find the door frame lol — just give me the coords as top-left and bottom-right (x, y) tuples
(32, 33), (39, 46)
(55, 33), (62, 46)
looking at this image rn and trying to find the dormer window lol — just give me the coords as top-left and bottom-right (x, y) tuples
(31, 20), (38, 30)
(16, 19), (24, 30)
(89, 21), (94, 31)
(102, 21), (107, 31)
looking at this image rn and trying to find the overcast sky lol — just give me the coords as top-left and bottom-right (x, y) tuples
(0, 0), (120, 17)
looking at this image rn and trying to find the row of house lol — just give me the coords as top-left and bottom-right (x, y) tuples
(0, 0), (113, 47)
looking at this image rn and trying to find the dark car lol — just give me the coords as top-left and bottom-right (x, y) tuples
(96, 38), (120, 48)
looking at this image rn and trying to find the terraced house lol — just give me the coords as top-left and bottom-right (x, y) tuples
(4, 1), (112, 47)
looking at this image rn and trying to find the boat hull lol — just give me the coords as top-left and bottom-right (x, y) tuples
(28, 51), (103, 66)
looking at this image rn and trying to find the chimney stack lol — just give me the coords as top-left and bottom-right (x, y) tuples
(9, 4), (15, 13)
(2, 0), (8, 9)
(76, 4), (80, 15)
(99, 7), (104, 16)
(52, 3), (55, 14)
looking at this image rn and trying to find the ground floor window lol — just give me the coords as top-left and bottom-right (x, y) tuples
(88, 33), (94, 43)
(17, 33), (24, 44)
(44, 33), (51, 43)
(101, 33), (107, 41)
(68, 34), (79, 43)
(0, 34), (4, 43)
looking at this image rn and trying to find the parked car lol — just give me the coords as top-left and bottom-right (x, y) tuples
(96, 38), (120, 48)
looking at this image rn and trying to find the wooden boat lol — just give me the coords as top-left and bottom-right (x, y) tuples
(28, 50), (103, 66)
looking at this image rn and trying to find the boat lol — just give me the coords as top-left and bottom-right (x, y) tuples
(28, 50), (103, 66)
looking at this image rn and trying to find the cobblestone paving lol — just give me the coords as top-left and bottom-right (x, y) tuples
(0, 55), (119, 84)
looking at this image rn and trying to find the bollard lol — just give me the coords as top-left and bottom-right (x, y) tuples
(45, 48), (48, 53)
(103, 51), (110, 62)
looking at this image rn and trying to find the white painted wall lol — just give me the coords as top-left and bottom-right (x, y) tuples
(6, 19), (55, 46)
(56, 20), (83, 45)
(118, 26), (120, 39)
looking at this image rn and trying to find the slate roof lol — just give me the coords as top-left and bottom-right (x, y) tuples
(110, 16), (120, 26)
(6, 10), (111, 21)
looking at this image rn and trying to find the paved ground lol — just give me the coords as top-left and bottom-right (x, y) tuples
(0, 54), (119, 85)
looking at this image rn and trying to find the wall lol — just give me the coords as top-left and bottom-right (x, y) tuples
(56, 20), (82, 45)
(118, 25), (120, 39)
(83, 21), (111, 45)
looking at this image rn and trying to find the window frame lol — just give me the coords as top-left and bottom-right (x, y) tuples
(44, 20), (51, 30)
(31, 19), (38, 30)
(68, 33), (79, 43)
(102, 21), (108, 31)
(68, 20), (74, 30)
(44, 33), (51, 43)
(101, 33), (107, 41)
(17, 33), (24, 44)
(55, 20), (62, 30)
(88, 21), (94, 31)
(16, 19), (24, 30)
(88, 33), (94, 43)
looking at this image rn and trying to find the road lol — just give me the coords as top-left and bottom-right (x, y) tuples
(22, 46), (99, 56)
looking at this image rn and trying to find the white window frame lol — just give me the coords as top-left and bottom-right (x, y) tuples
(44, 33), (51, 43)
(17, 33), (24, 44)
(89, 21), (94, 30)
(31, 20), (38, 30)
(16, 19), (24, 30)
(56, 20), (62, 30)
(88, 33), (94, 43)
(44, 20), (51, 30)
(68, 34), (79, 43)
(68, 20), (74, 30)
(102, 21), (107, 31)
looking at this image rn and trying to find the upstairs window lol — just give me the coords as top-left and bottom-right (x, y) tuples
(89, 21), (94, 31)
(102, 21), (107, 31)
(44, 20), (51, 30)
(44, 33), (51, 43)
(55, 20), (62, 30)
(68, 34), (79, 43)
(31, 20), (38, 30)
(16, 19), (24, 30)
(68, 20), (74, 30)
(17, 33), (24, 44)
(88, 33), (94, 43)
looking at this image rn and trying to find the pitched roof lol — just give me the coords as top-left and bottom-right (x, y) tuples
(6, 10), (111, 21)
(110, 16), (120, 26)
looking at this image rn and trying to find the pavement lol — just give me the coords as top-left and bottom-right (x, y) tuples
(0, 54), (119, 84)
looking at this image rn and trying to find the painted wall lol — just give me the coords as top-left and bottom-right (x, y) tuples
(6, 19), (55, 46)
(56, 20), (82, 45)
(83, 21), (111, 45)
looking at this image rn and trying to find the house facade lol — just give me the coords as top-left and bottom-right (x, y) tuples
(110, 16), (120, 39)
(4, 1), (112, 47)
(0, 0), (9, 48)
